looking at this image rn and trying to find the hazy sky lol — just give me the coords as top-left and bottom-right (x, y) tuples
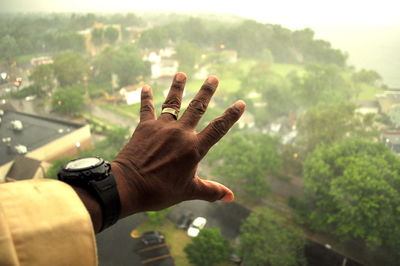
(2, 0), (400, 29)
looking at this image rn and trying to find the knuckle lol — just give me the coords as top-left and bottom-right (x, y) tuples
(140, 103), (153, 113)
(172, 80), (185, 89)
(188, 99), (207, 115)
(141, 92), (151, 101)
(201, 83), (215, 93)
(211, 118), (228, 136)
(163, 96), (181, 108)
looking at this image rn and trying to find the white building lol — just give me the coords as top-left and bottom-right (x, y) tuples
(119, 82), (145, 105)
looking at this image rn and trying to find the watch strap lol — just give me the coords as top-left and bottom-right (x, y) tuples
(88, 172), (121, 231)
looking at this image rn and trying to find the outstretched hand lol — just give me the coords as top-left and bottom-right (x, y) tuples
(112, 73), (245, 217)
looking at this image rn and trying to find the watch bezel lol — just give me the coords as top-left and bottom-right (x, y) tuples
(62, 157), (104, 172)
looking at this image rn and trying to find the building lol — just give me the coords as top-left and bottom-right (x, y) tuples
(376, 88), (400, 114)
(143, 48), (178, 80)
(30, 56), (54, 67)
(355, 100), (380, 115)
(0, 107), (92, 182)
(119, 82), (145, 105)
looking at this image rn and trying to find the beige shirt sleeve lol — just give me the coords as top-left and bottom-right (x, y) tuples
(0, 179), (97, 266)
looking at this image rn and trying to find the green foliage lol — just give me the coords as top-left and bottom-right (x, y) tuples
(52, 85), (84, 114)
(53, 51), (87, 86)
(303, 139), (400, 256)
(30, 64), (55, 93)
(91, 28), (104, 46)
(0, 35), (18, 64)
(45, 157), (72, 179)
(290, 63), (355, 107)
(103, 127), (130, 147)
(241, 63), (294, 126)
(145, 208), (171, 226)
(207, 131), (282, 201)
(240, 208), (306, 266)
(104, 27), (119, 44)
(54, 32), (85, 52)
(93, 46), (150, 86)
(296, 103), (379, 155)
(175, 41), (200, 76)
(352, 69), (382, 85)
(184, 228), (230, 266)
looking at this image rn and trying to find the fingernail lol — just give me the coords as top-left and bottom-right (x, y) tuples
(220, 193), (234, 202)
(206, 75), (218, 86)
(175, 72), (186, 82)
(234, 100), (246, 111)
(142, 85), (150, 93)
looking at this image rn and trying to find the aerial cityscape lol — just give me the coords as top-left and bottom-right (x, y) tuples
(1, 3), (399, 265)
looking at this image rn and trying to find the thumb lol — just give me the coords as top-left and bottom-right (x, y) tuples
(192, 177), (234, 202)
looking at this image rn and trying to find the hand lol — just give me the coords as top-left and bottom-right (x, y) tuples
(112, 73), (245, 217)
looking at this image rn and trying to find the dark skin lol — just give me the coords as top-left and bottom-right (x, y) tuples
(73, 73), (246, 233)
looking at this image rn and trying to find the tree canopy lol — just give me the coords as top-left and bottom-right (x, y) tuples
(53, 51), (87, 87)
(296, 102), (379, 156)
(184, 228), (230, 266)
(240, 208), (306, 266)
(302, 139), (400, 259)
(207, 132), (282, 201)
(52, 85), (84, 114)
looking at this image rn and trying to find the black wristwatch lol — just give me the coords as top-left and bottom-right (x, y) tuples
(58, 157), (121, 231)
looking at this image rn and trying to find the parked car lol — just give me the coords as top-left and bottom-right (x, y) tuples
(187, 217), (207, 237)
(140, 231), (165, 246)
(177, 212), (193, 230)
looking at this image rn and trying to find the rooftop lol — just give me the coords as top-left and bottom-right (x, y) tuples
(0, 109), (83, 166)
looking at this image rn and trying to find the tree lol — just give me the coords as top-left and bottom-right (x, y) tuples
(207, 132), (282, 201)
(241, 63), (294, 126)
(52, 85), (84, 114)
(54, 32), (85, 52)
(302, 139), (400, 262)
(175, 41), (200, 76)
(296, 102), (379, 156)
(93, 46), (150, 86)
(29, 64), (55, 94)
(91, 28), (104, 46)
(104, 27), (119, 44)
(240, 208), (306, 266)
(145, 208), (171, 226)
(290, 63), (354, 107)
(184, 228), (230, 266)
(352, 69), (382, 85)
(53, 52), (87, 86)
(0, 35), (18, 65)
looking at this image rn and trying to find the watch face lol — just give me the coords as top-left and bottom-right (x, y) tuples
(65, 157), (102, 170)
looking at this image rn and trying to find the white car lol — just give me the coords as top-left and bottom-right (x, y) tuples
(187, 217), (207, 237)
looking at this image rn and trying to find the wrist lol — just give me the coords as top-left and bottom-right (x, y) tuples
(71, 185), (103, 232)
(111, 161), (141, 217)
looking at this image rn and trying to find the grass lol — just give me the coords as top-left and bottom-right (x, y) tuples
(81, 111), (117, 129)
(356, 83), (383, 100)
(270, 63), (304, 76)
(135, 218), (192, 266)
(100, 103), (139, 120)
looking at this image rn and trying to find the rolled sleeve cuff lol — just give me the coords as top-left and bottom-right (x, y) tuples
(0, 179), (97, 266)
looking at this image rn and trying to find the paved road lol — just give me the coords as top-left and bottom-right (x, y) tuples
(88, 104), (137, 131)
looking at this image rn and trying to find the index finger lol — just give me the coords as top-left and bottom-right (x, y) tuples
(197, 100), (246, 156)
